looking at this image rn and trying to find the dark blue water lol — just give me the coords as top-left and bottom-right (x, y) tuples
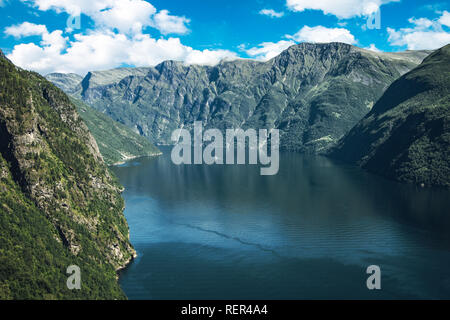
(113, 148), (450, 299)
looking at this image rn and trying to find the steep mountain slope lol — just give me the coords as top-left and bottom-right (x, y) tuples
(51, 43), (430, 152)
(0, 51), (135, 299)
(330, 44), (450, 187)
(46, 73), (83, 95)
(70, 98), (161, 165)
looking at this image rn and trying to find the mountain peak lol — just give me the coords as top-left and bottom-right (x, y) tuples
(155, 60), (185, 72)
(284, 42), (355, 53)
(273, 42), (359, 65)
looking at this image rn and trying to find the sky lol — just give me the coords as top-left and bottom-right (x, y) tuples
(0, 0), (449, 75)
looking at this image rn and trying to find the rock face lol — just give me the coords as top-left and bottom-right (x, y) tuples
(0, 50), (135, 299)
(70, 97), (161, 165)
(51, 43), (430, 153)
(330, 44), (450, 187)
(46, 73), (83, 95)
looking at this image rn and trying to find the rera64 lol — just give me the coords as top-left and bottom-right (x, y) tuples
(225, 305), (268, 315)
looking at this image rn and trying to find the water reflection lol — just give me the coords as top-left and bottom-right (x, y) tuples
(114, 147), (450, 299)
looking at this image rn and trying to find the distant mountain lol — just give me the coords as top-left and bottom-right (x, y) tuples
(0, 50), (135, 299)
(49, 43), (430, 153)
(46, 73), (83, 95)
(330, 44), (450, 187)
(70, 98), (161, 165)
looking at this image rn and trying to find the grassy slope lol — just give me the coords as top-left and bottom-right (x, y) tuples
(330, 44), (450, 187)
(70, 98), (161, 165)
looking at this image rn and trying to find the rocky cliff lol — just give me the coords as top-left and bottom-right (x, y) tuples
(0, 50), (135, 299)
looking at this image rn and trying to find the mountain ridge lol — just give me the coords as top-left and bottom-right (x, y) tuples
(47, 42), (431, 153)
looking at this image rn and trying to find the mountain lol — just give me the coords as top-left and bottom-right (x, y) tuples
(70, 98), (161, 165)
(0, 51), (135, 299)
(49, 43), (430, 153)
(46, 73), (83, 95)
(330, 44), (450, 187)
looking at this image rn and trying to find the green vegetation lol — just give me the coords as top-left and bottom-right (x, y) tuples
(70, 97), (160, 165)
(0, 156), (125, 299)
(330, 44), (450, 187)
(0, 51), (135, 299)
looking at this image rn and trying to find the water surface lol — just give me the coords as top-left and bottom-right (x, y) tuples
(113, 148), (450, 299)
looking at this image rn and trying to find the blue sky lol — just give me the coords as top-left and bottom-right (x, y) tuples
(1, 0), (449, 75)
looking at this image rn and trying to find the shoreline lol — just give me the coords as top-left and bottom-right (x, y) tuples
(116, 250), (138, 274)
(111, 152), (163, 166)
(112, 152), (164, 286)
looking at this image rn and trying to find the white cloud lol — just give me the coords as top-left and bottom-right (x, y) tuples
(365, 43), (381, 52)
(5, 22), (48, 38)
(184, 49), (238, 65)
(286, 0), (398, 19)
(21, 0), (189, 35)
(6, 1), (236, 74)
(387, 12), (450, 50)
(287, 25), (357, 44)
(244, 25), (357, 61)
(41, 30), (67, 52)
(439, 11), (450, 27)
(22, 0), (106, 15)
(259, 9), (284, 18)
(243, 40), (295, 61)
(6, 28), (237, 75)
(152, 10), (190, 35)
(388, 29), (450, 50)
(94, 0), (157, 34)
